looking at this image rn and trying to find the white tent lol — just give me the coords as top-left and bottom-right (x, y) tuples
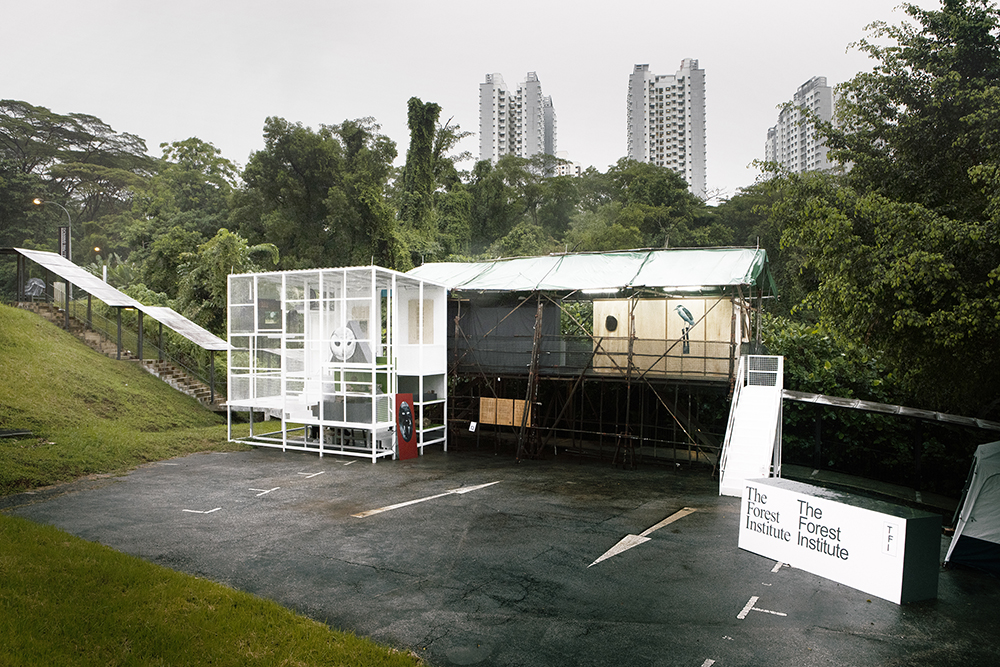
(945, 441), (1000, 574)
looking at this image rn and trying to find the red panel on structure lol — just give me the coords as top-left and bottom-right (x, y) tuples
(396, 393), (417, 460)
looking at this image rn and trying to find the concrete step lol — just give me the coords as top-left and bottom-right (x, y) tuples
(22, 305), (222, 407)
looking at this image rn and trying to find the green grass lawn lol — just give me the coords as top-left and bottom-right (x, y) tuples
(0, 303), (251, 495)
(0, 304), (423, 666)
(0, 515), (421, 666)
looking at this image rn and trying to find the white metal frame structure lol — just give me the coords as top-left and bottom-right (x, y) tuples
(226, 266), (447, 461)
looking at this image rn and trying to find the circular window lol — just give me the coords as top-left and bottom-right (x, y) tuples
(605, 315), (618, 332)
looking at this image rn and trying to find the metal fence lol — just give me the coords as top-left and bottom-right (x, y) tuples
(51, 295), (226, 400)
(451, 333), (735, 384)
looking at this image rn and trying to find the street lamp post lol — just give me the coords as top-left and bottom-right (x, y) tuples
(32, 198), (72, 261)
(32, 198), (73, 328)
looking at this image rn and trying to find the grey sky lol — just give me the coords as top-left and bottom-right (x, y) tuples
(7, 0), (934, 200)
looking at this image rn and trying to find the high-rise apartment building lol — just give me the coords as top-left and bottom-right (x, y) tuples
(627, 59), (707, 196)
(554, 151), (583, 177)
(480, 72), (557, 163)
(765, 76), (833, 173)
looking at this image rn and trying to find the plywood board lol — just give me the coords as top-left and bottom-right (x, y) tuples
(423, 299), (434, 345)
(496, 398), (514, 427)
(704, 298), (731, 342)
(633, 339), (668, 374)
(593, 299), (630, 372)
(480, 397), (497, 425)
(512, 399), (531, 428)
(631, 300), (667, 374)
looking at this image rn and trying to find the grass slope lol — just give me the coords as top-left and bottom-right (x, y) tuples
(0, 303), (246, 495)
(0, 304), (422, 666)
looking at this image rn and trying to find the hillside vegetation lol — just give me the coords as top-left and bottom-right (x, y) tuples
(0, 304), (423, 666)
(0, 303), (244, 495)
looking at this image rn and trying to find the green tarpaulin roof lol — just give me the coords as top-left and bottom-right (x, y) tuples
(407, 248), (777, 297)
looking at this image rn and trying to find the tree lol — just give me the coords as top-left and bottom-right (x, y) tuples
(431, 117), (473, 192)
(486, 220), (556, 258)
(234, 117), (344, 268)
(1, 100), (155, 264)
(330, 118), (408, 269)
(234, 116), (405, 270)
(535, 174), (580, 239)
(0, 157), (46, 249)
(154, 137), (238, 218)
(140, 226), (207, 298)
(467, 159), (521, 254)
(174, 229), (278, 334)
(582, 159), (723, 248)
(763, 0), (1000, 418)
(825, 0), (1000, 221)
(563, 203), (642, 252)
(769, 170), (1000, 416)
(0, 100), (149, 179)
(399, 97), (441, 235)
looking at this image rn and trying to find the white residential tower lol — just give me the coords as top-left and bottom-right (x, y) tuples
(764, 76), (833, 173)
(480, 72), (557, 163)
(626, 59), (707, 197)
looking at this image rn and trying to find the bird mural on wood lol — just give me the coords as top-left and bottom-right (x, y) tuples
(675, 304), (694, 354)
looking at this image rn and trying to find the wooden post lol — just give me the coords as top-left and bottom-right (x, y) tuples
(516, 295), (544, 461)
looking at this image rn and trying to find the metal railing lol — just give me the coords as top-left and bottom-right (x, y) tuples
(16, 294), (227, 402)
(451, 333), (735, 383)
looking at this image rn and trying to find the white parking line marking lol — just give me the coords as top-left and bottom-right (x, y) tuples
(737, 596), (759, 619)
(752, 606), (787, 617)
(352, 481), (501, 518)
(297, 471), (326, 479)
(182, 507), (221, 514)
(771, 561), (784, 573)
(738, 595), (788, 618)
(701, 660), (716, 667)
(588, 507), (697, 567)
(250, 487), (280, 497)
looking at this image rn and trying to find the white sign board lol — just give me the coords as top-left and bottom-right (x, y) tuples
(739, 478), (940, 604)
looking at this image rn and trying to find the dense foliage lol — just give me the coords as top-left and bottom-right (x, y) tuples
(1, 96), (730, 334)
(1, 2), (997, 439)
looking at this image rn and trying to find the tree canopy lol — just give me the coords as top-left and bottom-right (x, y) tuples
(732, 0), (1000, 419)
(825, 0), (1000, 221)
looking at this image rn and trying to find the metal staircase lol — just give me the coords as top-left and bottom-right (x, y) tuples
(718, 355), (784, 497)
(17, 301), (224, 411)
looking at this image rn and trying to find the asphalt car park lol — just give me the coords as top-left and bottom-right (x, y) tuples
(5, 447), (1000, 667)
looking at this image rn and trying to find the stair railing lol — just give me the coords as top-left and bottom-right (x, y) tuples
(22, 295), (228, 404)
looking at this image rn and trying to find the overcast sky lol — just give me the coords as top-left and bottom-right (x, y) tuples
(7, 0), (936, 201)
